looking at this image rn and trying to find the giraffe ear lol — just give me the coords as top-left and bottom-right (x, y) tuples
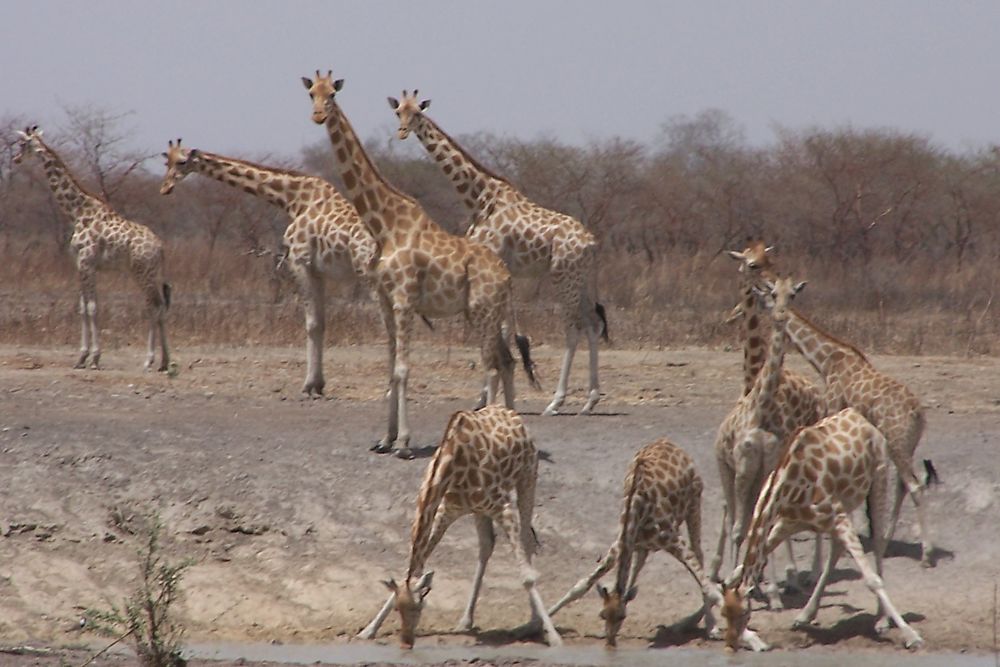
(624, 585), (638, 602)
(160, 152), (168, 159)
(188, 148), (201, 161)
(16, 130), (28, 140)
(727, 250), (744, 261)
(387, 97), (399, 110)
(792, 281), (807, 295)
(382, 578), (399, 594)
(419, 99), (431, 111)
(764, 245), (775, 254)
(595, 583), (610, 602)
(301, 77), (313, 90)
(333, 79), (345, 92)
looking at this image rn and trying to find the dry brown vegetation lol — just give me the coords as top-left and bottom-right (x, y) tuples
(2, 108), (998, 356)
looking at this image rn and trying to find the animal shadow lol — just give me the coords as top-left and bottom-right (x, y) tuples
(797, 610), (925, 646)
(649, 610), (708, 647)
(883, 539), (953, 566)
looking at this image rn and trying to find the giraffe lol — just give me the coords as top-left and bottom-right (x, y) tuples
(389, 91), (607, 415)
(356, 405), (561, 647)
(304, 71), (537, 458)
(545, 438), (722, 646)
(720, 406), (924, 651)
(13, 126), (170, 371)
(710, 277), (824, 606)
(741, 246), (935, 566)
(159, 140), (376, 396)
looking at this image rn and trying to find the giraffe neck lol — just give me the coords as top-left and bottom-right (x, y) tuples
(189, 152), (305, 211)
(612, 463), (643, 594)
(410, 113), (495, 210)
(33, 141), (102, 221)
(323, 99), (418, 246)
(751, 308), (789, 425)
(739, 280), (766, 396)
(785, 309), (862, 379)
(735, 471), (782, 596)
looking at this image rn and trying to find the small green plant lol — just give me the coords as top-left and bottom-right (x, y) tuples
(84, 515), (191, 667)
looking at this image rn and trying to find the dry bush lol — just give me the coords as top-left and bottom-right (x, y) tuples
(3, 108), (999, 357)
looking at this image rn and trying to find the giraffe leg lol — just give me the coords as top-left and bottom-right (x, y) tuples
(390, 304), (415, 457)
(793, 534), (843, 628)
(455, 515), (496, 632)
(543, 327), (579, 416)
(299, 266), (327, 397)
(665, 536), (723, 640)
(887, 472), (906, 543)
(711, 457), (736, 581)
(84, 273), (101, 370)
(373, 294), (399, 454)
(498, 496), (561, 646)
(75, 292), (91, 369)
(547, 546), (616, 616)
(833, 515), (924, 648)
(155, 285), (170, 372)
(579, 319), (601, 415)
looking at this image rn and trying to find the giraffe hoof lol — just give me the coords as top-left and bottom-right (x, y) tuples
(393, 447), (414, 460)
(371, 441), (394, 454)
(904, 635), (925, 650)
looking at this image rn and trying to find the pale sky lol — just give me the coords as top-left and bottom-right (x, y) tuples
(3, 1), (999, 161)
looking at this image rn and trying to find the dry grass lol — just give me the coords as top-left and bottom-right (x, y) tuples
(0, 238), (996, 357)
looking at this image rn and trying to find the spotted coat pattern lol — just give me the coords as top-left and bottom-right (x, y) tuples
(356, 405), (561, 647)
(14, 127), (169, 371)
(546, 438), (722, 646)
(721, 407), (923, 651)
(160, 143), (375, 396)
(305, 73), (526, 456)
(390, 92), (604, 416)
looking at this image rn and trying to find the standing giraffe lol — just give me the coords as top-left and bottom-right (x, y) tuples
(159, 141), (376, 396)
(389, 91), (606, 415)
(546, 438), (722, 646)
(710, 278), (823, 606)
(13, 126), (170, 371)
(304, 71), (537, 458)
(720, 407), (924, 651)
(356, 405), (561, 647)
(740, 246), (935, 566)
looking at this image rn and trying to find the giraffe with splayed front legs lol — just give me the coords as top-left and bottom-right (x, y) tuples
(743, 245), (935, 566)
(160, 140), (376, 396)
(390, 91), (606, 415)
(304, 71), (537, 458)
(357, 405), (561, 647)
(711, 277), (823, 607)
(546, 438), (722, 646)
(13, 126), (170, 371)
(721, 406), (924, 651)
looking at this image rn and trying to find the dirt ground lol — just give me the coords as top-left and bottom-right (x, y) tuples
(0, 340), (998, 666)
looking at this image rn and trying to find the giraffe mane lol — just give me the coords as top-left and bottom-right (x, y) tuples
(406, 411), (467, 581)
(32, 135), (108, 206)
(419, 114), (513, 188)
(197, 151), (316, 180)
(789, 306), (870, 363)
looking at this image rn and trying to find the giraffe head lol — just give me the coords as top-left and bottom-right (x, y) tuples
(383, 571), (433, 648)
(12, 125), (44, 165)
(720, 582), (750, 652)
(756, 277), (807, 324)
(302, 70), (344, 125)
(159, 138), (200, 195)
(596, 582), (637, 647)
(727, 240), (776, 284)
(387, 90), (431, 140)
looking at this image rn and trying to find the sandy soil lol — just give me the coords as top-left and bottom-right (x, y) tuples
(0, 341), (998, 666)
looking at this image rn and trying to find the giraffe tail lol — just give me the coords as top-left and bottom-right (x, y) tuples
(515, 333), (541, 390)
(162, 283), (172, 310)
(406, 412), (464, 580)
